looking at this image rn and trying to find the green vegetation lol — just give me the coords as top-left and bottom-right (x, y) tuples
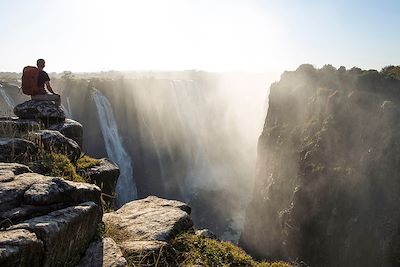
(40, 153), (86, 182)
(171, 233), (290, 267)
(76, 154), (101, 169)
(27, 152), (100, 183)
(104, 222), (290, 267)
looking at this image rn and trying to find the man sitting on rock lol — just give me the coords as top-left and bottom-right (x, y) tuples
(31, 59), (61, 106)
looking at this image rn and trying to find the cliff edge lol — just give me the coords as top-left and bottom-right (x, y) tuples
(240, 65), (400, 267)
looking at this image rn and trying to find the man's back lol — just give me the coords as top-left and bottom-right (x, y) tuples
(37, 70), (50, 93)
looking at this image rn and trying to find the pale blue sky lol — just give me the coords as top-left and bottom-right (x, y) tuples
(0, 0), (399, 73)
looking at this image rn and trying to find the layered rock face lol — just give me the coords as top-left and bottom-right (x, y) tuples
(0, 162), (102, 266)
(240, 65), (400, 266)
(0, 100), (120, 266)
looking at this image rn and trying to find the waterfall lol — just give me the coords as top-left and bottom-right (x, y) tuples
(63, 97), (73, 118)
(0, 84), (15, 109)
(91, 88), (137, 206)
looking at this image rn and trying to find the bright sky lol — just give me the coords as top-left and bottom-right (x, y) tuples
(0, 0), (399, 73)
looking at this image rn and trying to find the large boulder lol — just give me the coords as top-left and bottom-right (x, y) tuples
(103, 196), (192, 266)
(77, 237), (127, 267)
(0, 166), (101, 224)
(49, 119), (83, 147)
(14, 100), (65, 126)
(27, 130), (81, 162)
(104, 196), (192, 243)
(0, 229), (44, 267)
(0, 117), (41, 138)
(0, 138), (36, 163)
(11, 202), (101, 267)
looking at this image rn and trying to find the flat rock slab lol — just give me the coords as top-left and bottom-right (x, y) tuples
(77, 237), (127, 267)
(49, 119), (83, 147)
(103, 196), (193, 243)
(0, 229), (43, 267)
(27, 130), (81, 162)
(0, 167), (101, 224)
(11, 202), (101, 267)
(0, 117), (41, 138)
(14, 100), (65, 125)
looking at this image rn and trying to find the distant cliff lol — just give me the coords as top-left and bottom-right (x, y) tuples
(240, 65), (400, 267)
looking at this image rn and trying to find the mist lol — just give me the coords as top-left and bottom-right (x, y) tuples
(55, 70), (278, 241)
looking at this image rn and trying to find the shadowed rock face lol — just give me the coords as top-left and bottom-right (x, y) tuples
(27, 130), (81, 162)
(78, 158), (120, 206)
(49, 119), (83, 148)
(240, 65), (400, 267)
(0, 117), (41, 138)
(0, 138), (36, 163)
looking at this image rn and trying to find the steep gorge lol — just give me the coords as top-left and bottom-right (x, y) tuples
(55, 72), (273, 240)
(240, 65), (400, 266)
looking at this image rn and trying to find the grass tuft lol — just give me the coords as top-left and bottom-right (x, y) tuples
(171, 232), (291, 267)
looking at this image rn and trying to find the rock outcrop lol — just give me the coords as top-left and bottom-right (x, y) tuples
(14, 100), (65, 126)
(240, 65), (400, 267)
(0, 99), (122, 266)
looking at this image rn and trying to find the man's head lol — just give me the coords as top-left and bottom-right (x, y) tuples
(36, 59), (45, 70)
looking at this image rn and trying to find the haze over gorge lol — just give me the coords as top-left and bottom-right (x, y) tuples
(1, 65), (400, 266)
(0, 71), (275, 242)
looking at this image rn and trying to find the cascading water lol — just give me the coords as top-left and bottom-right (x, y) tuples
(91, 88), (137, 206)
(0, 84), (15, 109)
(64, 97), (73, 118)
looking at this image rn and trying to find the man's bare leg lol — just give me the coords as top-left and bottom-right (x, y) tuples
(31, 94), (61, 106)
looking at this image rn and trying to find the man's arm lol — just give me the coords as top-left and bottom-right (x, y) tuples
(45, 81), (58, 95)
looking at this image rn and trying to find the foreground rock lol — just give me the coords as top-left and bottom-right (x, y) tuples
(103, 196), (193, 264)
(77, 237), (127, 267)
(13, 100), (65, 126)
(49, 119), (83, 147)
(0, 229), (43, 267)
(11, 202), (101, 267)
(0, 164), (101, 224)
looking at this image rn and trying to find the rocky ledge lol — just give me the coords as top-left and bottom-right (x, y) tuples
(0, 163), (102, 266)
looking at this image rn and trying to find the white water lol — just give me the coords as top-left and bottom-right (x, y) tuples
(91, 88), (137, 206)
(0, 87), (15, 109)
(63, 97), (73, 118)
